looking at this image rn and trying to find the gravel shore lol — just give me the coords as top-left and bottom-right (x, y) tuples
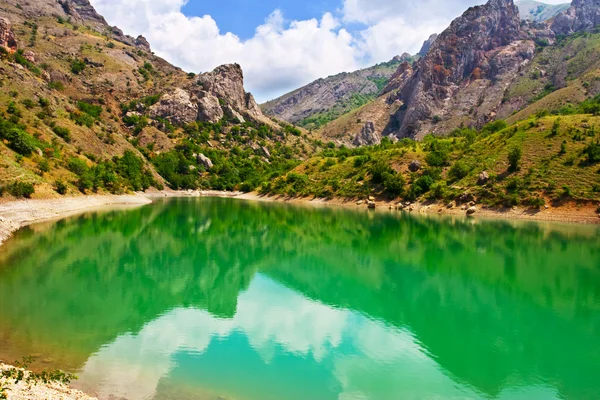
(0, 364), (96, 400)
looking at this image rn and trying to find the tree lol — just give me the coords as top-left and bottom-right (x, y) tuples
(508, 147), (522, 172)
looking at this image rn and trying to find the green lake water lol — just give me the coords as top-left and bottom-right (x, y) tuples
(0, 197), (599, 400)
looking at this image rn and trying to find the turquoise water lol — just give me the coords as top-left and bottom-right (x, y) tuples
(0, 198), (599, 400)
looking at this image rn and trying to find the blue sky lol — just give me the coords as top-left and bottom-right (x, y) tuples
(90, 0), (570, 102)
(181, 0), (344, 40)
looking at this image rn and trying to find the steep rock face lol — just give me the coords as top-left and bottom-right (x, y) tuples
(143, 64), (269, 126)
(58, 0), (107, 29)
(389, 0), (534, 139)
(353, 122), (382, 146)
(191, 64), (269, 124)
(382, 61), (414, 95)
(261, 56), (408, 127)
(552, 0), (600, 35)
(196, 92), (224, 124)
(135, 36), (151, 52)
(0, 17), (17, 52)
(196, 64), (248, 111)
(149, 88), (199, 126)
(418, 34), (439, 57)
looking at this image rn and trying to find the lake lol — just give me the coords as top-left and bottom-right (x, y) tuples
(0, 197), (599, 400)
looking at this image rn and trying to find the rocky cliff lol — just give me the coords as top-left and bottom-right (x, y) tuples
(418, 34), (439, 57)
(0, 17), (17, 52)
(552, 0), (600, 35)
(261, 55), (412, 129)
(387, 0), (536, 139)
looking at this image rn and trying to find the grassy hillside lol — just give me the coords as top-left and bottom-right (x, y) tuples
(0, 4), (319, 199)
(265, 104), (600, 209)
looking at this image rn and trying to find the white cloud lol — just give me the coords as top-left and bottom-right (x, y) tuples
(89, 0), (554, 102)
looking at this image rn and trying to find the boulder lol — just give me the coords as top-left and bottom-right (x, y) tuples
(478, 171), (490, 185)
(368, 201), (376, 209)
(149, 88), (198, 126)
(368, 196), (375, 201)
(467, 206), (477, 215)
(408, 160), (421, 172)
(197, 154), (213, 170)
(23, 51), (35, 63)
(353, 121), (381, 146)
(261, 146), (271, 158)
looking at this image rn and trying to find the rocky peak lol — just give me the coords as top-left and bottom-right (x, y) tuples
(389, 0), (532, 139)
(197, 64), (248, 111)
(135, 36), (151, 52)
(551, 0), (600, 35)
(148, 64), (267, 127)
(58, 0), (107, 29)
(418, 34), (439, 57)
(0, 17), (17, 53)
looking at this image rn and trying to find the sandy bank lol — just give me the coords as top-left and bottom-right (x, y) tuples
(238, 193), (600, 225)
(0, 194), (152, 248)
(0, 364), (96, 400)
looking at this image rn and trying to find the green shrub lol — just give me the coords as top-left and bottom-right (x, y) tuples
(383, 172), (405, 196)
(5, 181), (35, 198)
(55, 180), (68, 195)
(448, 161), (470, 181)
(52, 126), (71, 142)
(38, 97), (50, 107)
(508, 147), (522, 172)
(584, 141), (600, 164)
(481, 120), (507, 134)
(71, 59), (86, 74)
(77, 101), (102, 119)
(3, 128), (37, 156)
(48, 81), (65, 91)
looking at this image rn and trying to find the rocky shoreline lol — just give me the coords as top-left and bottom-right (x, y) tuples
(0, 364), (96, 400)
(1, 191), (598, 249)
(238, 193), (600, 225)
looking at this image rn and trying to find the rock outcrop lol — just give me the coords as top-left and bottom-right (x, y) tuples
(353, 122), (382, 146)
(382, 61), (414, 95)
(135, 36), (151, 52)
(197, 64), (249, 111)
(551, 0), (600, 35)
(196, 92), (224, 123)
(418, 34), (439, 57)
(145, 64), (268, 126)
(388, 0), (535, 139)
(149, 88), (199, 126)
(58, 0), (107, 30)
(0, 17), (17, 52)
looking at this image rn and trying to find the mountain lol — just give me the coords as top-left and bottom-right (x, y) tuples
(552, 0), (600, 35)
(311, 0), (600, 144)
(0, 0), (315, 198)
(516, 0), (570, 22)
(261, 54), (415, 130)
